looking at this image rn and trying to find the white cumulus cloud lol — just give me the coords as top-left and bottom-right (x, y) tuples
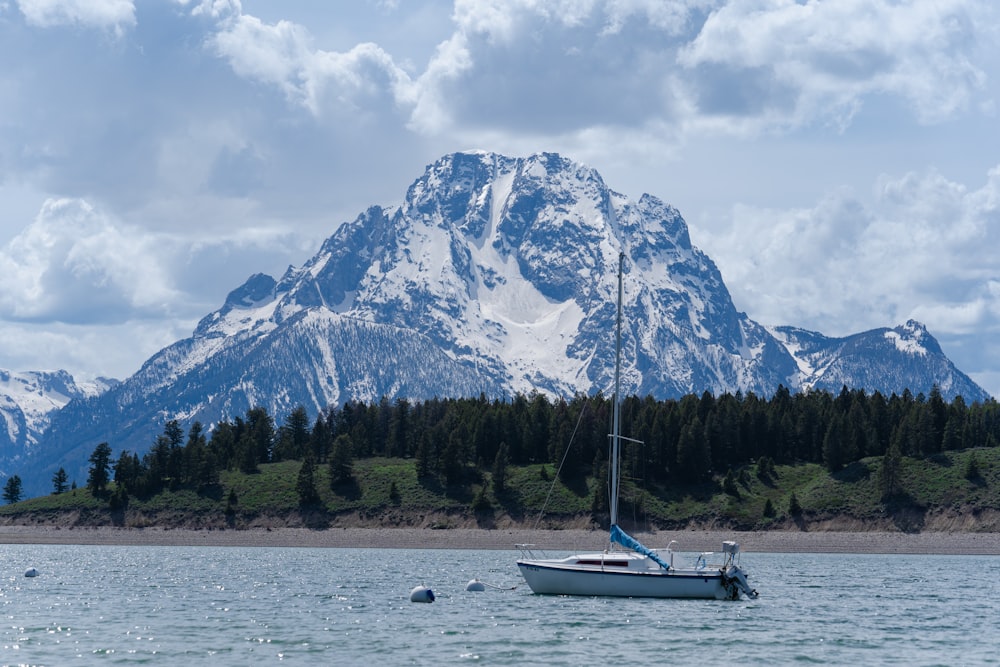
(0, 198), (180, 323)
(16, 0), (135, 32)
(700, 165), (1000, 343)
(678, 0), (989, 131)
(207, 9), (416, 119)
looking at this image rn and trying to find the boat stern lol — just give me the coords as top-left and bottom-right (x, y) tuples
(722, 564), (758, 600)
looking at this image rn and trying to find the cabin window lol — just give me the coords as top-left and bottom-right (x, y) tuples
(574, 559), (629, 567)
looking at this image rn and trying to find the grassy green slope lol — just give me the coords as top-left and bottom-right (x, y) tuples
(3, 448), (999, 532)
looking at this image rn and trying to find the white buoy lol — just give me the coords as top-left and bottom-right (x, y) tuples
(410, 585), (435, 603)
(465, 579), (486, 592)
(24, 567), (39, 578)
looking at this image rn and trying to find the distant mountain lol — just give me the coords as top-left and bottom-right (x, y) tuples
(15, 151), (991, 496)
(0, 370), (117, 481)
(768, 320), (985, 399)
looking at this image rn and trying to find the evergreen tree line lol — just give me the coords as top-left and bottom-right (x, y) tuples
(65, 384), (1000, 504)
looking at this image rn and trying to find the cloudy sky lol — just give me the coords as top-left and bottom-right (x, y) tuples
(1, 0), (999, 399)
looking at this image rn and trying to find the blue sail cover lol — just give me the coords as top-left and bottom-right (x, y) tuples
(610, 524), (670, 570)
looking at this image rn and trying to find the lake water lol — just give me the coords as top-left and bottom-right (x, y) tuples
(1, 544), (997, 665)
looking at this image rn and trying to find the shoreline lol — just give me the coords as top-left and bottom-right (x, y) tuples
(2, 525), (999, 554)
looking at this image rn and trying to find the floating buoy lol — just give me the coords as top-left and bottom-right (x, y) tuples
(464, 578), (517, 591)
(410, 585), (435, 603)
(24, 567), (39, 578)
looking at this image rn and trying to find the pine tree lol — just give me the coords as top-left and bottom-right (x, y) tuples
(388, 398), (412, 458)
(415, 430), (434, 479)
(763, 498), (775, 518)
(965, 453), (981, 481)
(237, 433), (260, 475)
(441, 426), (468, 486)
(329, 434), (354, 486)
(722, 468), (738, 496)
(164, 419), (184, 447)
(879, 441), (903, 500)
(109, 485), (129, 511)
(310, 414), (331, 463)
(51, 467), (69, 495)
(113, 450), (142, 495)
(473, 409), (499, 469)
(471, 486), (492, 512)
(165, 420), (185, 486)
(245, 406), (275, 465)
(526, 394), (551, 463)
(225, 489), (238, 517)
(676, 417), (710, 481)
(941, 416), (962, 451)
(183, 422), (210, 487)
(492, 442), (510, 494)
(788, 492), (802, 516)
(590, 461), (609, 516)
(87, 442), (113, 495)
(756, 456), (776, 481)
(822, 416), (847, 472)
(3, 475), (22, 504)
(276, 406), (311, 461)
(915, 404), (939, 457)
(296, 457), (320, 506)
(145, 434), (171, 491)
(208, 419), (239, 471)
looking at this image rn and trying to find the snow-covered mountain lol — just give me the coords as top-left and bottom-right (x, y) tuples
(0, 370), (117, 479)
(769, 320), (984, 399)
(16, 151), (991, 496)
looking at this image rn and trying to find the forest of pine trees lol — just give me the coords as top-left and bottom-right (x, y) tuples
(80, 385), (1000, 503)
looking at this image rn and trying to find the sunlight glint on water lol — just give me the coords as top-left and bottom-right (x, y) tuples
(1, 545), (997, 665)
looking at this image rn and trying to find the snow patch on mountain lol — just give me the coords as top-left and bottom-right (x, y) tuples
(885, 330), (928, 356)
(766, 326), (824, 384)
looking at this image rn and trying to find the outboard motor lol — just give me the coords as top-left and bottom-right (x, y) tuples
(720, 541), (758, 600)
(722, 566), (759, 600)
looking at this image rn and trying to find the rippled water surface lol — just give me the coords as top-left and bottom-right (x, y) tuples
(2, 544), (997, 665)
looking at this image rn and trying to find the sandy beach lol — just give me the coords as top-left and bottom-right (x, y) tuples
(2, 525), (999, 554)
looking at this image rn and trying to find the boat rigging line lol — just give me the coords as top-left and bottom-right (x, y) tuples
(530, 399), (589, 531)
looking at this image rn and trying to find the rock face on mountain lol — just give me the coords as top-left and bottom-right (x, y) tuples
(13, 151), (990, 496)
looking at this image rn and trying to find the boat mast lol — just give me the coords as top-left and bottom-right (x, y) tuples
(610, 252), (624, 528)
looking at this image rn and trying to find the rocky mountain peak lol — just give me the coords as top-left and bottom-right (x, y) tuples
(5, 151), (991, 497)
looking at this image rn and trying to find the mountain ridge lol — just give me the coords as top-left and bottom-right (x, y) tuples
(0, 370), (118, 475)
(3, 150), (991, 496)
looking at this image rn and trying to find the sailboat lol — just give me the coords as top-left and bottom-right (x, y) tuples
(516, 253), (758, 600)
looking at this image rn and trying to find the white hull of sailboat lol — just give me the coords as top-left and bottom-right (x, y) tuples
(517, 560), (735, 600)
